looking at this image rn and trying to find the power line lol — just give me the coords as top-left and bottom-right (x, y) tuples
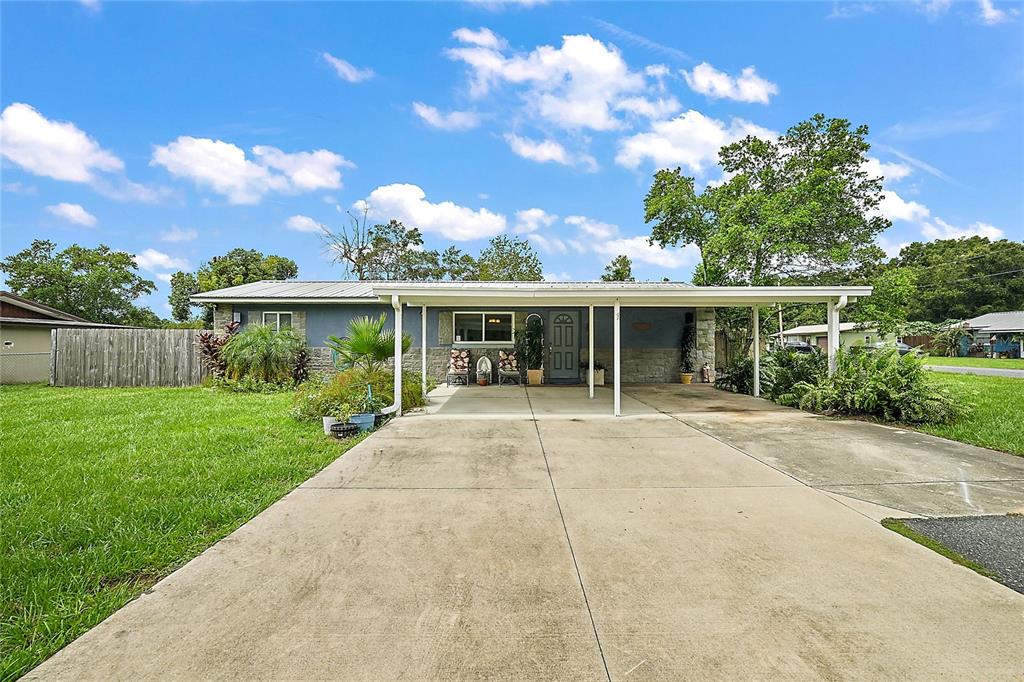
(904, 244), (1023, 271)
(917, 267), (1024, 289)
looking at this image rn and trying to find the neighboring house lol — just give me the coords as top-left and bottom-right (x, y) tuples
(779, 322), (896, 349)
(192, 280), (872, 414)
(0, 292), (126, 383)
(961, 311), (1024, 358)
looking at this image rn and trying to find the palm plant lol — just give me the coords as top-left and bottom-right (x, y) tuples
(326, 313), (412, 373)
(221, 324), (304, 383)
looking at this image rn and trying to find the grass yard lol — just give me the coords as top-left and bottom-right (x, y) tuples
(0, 384), (361, 681)
(918, 373), (1024, 456)
(923, 356), (1024, 369)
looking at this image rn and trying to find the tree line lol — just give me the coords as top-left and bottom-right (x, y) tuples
(3, 114), (1020, 330)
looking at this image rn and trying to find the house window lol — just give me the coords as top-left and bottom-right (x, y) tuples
(453, 312), (513, 343)
(262, 311), (293, 331)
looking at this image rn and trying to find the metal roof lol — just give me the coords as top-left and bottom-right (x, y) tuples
(1, 291), (87, 321)
(191, 279), (871, 307)
(191, 280), (377, 303)
(964, 310), (1024, 332)
(0, 317), (131, 329)
(781, 322), (875, 336)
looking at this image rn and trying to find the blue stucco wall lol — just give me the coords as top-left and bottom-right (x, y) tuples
(234, 303), (693, 350)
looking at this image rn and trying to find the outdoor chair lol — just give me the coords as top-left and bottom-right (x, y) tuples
(497, 350), (522, 386)
(447, 348), (469, 386)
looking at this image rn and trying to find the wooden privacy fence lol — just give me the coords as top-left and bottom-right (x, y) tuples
(52, 328), (207, 387)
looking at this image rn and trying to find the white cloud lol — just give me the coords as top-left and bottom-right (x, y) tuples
(452, 27), (507, 49)
(513, 207), (558, 234)
(285, 215), (327, 233)
(529, 233), (569, 254)
(412, 102), (481, 131)
(158, 226), (198, 243)
(616, 109), (775, 172)
(45, 202), (97, 227)
(916, 0), (953, 18)
(321, 52), (374, 83)
(3, 181), (37, 195)
(877, 236), (910, 259)
(863, 156), (912, 183)
(681, 63), (778, 104)
(355, 183), (506, 241)
(565, 215), (617, 240)
(543, 271), (574, 282)
(447, 33), (647, 131)
(594, 236), (699, 268)
(0, 103), (123, 183)
(135, 248), (189, 271)
(504, 133), (597, 171)
(977, 0), (1014, 24)
(155, 273), (174, 283)
(878, 190), (930, 223)
(465, 0), (550, 9)
(920, 218), (1003, 240)
(151, 137), (350, 204)
(251, 145), (350, 192)
(614, 96), (681, 119)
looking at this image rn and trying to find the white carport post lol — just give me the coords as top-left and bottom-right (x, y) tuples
(826, 299), (839, 376)
(588, 304), (594, 400)
(613, 299), (621, 417)
(752, 306), (761, 397)
(420, 305), (427, 400)
(392, 295), (402, 417)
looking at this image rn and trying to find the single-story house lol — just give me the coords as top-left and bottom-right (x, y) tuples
(779, 321), (896, 349)
(193, 280), (872, 416)
(961, 310), (1024, 358)
(0, 291), (126, 383)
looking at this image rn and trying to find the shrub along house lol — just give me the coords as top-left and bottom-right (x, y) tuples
(192, 280), (872, 416)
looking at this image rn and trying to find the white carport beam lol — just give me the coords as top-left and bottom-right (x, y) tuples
(753, 306), (760, 397)
(588, 304), (594, 400)
(420, 305), (427, 400)
(826, 296), (847, 375)
(393, 295), (403, 416)
(613, 299), (621, 417)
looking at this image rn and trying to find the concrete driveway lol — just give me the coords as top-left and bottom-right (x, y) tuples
(29, 386), (1024, 681)
(926, 364), (1024, 378)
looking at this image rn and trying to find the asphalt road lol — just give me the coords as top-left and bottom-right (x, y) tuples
(926, 365), (1024, 379)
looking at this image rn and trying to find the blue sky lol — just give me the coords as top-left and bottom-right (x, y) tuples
(2, 0), (1022, 316)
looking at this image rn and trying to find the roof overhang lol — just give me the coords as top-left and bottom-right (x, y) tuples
(372, 284), (872, 308)
(190, 296), (375, 305)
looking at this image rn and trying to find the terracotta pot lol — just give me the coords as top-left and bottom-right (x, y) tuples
(527, 369), (543, 386)
(679, 372), (694, 384)
(477, 377), (489, 386)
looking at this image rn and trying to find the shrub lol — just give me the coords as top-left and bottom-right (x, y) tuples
(762, 347), (827, 406)
(212, 375), (294, 394)
(715, 356), (756, 394)
(326, 314), (412, 373)
(196, 321), (239, 378)
(291, 368), (434, 422)
(221, 325), (304, 383)
(790, 348), (958, 423)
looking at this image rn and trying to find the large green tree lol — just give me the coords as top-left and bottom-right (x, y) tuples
(890, 237), (1024, 322)
(477, 235), (543, 281)
(647, 114), (890, 287)
(601, 255), (635, 282)
(170, 248), (299, 324)
(1, 240), (158, 325)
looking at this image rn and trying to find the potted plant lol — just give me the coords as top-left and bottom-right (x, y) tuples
(679, 325), (695, 384)
(588, 361), (605, 386)
(516, 316), (545, 386)
(348, 385), (384, 433)
(321, 400), (351, 435)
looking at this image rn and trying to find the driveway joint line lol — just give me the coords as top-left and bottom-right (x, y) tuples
(525, 389), (613, 682)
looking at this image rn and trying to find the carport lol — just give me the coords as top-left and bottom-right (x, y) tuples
(372, 282), (872, 416)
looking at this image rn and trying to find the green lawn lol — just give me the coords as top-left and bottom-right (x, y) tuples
(0, 384), (361, 681)
(918, 373), (1024, 456)
(924, 356), (1024, 369)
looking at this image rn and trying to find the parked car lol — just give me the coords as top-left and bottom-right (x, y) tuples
(869, 341), (922, 356)
(782, 342), (816, 354)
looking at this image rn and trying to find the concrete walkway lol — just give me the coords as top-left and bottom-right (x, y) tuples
(29, 386), (1024, 680)
(925, 364), (1024, 378)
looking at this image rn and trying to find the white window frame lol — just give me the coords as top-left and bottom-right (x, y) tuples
(452, 311), (515, 345)
(262, 311), (294, 331)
